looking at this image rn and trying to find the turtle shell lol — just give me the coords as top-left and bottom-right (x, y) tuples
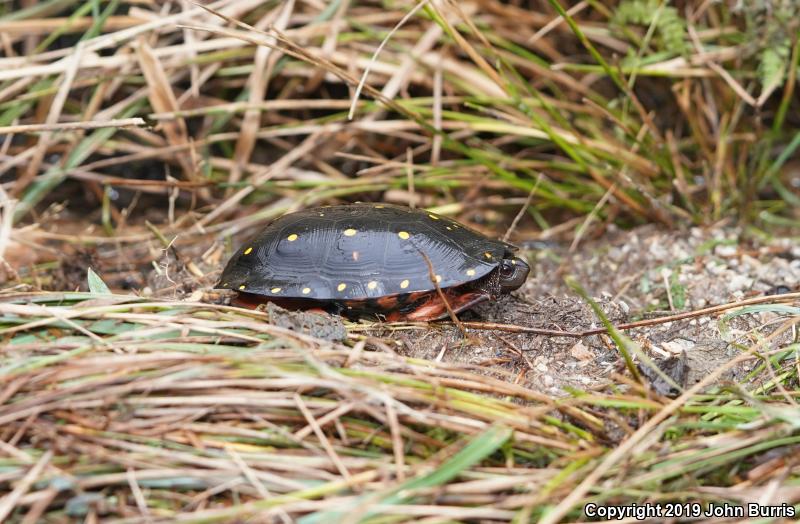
(217, 203), (517, 301)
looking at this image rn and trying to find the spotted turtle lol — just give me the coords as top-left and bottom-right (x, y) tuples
(217, 203), (530, 321)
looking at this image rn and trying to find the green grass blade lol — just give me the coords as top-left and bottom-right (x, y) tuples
(299, 425), (513, 523)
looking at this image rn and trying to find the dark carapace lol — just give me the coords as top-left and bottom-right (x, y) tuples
(217, 203), (530, 321)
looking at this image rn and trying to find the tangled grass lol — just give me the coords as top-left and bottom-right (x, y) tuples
(2, 0), (800, 521)
(1, 291), (799, 521)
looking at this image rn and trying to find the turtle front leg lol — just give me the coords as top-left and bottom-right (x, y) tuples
(385, 291), (488, 322)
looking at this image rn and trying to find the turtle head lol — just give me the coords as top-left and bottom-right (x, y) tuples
(498, 257), (530, 293)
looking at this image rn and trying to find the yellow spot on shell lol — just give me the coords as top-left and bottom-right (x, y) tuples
(344, 228), (357, 237)
(446, 226), (452, 231)
(271, 287), (282, 293)
(484, 252), (493, 259)
(367, 281), (378, 290)
(243, 247), (253, 255)
(466, 268), (476, 276)
(398, 231), (410, 240)
(428, 213), (439, 220)
(319, 213), (324, 217)
(287, 234), (298, 241)
(400, 279), (409, 289)
(375, 204), (385, 208)
(337, 283), (347, 292)
(302, 287), (311, 295)
(239, 284), (246, 290)
(512, 259), (517, 265)
(434, 274), (442, 283)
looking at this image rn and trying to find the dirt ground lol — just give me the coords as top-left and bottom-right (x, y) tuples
(344, 224), (800, 395)
(91, 220), (800, 395)
(11, 219), (799, 396)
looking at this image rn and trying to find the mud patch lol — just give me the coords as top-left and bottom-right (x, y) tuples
(260, 302), (347, 342)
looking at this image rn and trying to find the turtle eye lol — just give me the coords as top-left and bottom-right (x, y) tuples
(499, 259), (515, 278)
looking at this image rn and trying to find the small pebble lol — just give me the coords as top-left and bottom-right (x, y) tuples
(570, 341), (594, 361)
(727, 274), (753, 292)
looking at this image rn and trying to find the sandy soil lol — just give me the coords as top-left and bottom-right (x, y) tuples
(350, 224), (800, 395)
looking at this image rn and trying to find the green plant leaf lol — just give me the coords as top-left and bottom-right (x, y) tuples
(87, 268), (111, 294)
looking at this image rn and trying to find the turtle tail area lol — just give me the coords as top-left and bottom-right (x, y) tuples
(384, 291), (488, 322)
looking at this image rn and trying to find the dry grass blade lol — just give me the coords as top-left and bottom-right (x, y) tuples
(0, 189), (15, 265)
(503, 174), (543, 242)
(0, 450), (53, 521)
(433, 0), (507, 96)
(134, 39), (197, 183)
(294, 393), (352, 482)
(12, 40), (85, 196)
(198, 132), (326, 226)
(0, 16), (147, 36)
(0, 117), (147, 134)
(227, 0), (294, 193)
(348, 0), (431, 120)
